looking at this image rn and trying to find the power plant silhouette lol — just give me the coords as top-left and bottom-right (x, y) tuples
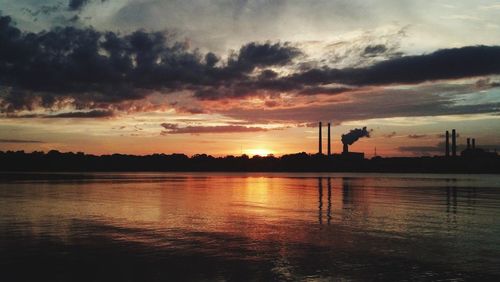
(317, 122), (367, 160)
(443, 129), (497, 158)
(317, 124), (497, 161)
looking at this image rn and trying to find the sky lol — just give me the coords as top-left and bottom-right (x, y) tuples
(0, 0), (500, 157)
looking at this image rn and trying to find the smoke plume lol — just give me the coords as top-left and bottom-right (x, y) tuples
(341, 127), (370, 145)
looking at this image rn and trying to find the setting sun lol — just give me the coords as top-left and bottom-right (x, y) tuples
(246, 148), (273, 156)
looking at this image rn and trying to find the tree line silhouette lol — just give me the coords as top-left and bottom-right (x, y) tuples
(0, 150), (499, 173)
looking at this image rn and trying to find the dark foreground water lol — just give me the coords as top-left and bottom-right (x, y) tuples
(1, 173), (499, 281)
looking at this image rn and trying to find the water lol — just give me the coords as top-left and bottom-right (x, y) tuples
(1, 173), (499, 281)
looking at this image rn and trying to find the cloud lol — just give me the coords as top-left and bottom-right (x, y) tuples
(298, 86), (352, 95)
(0, 139), (44, 143)
(21, 3), (65, 20)
(18, 1), (108, 26)
(190, 44), (500, 101)
(475, 77), (500, 89)
(0, 14), (301, 112)
(479, 4), (500, 10)
(192, 77), (303, 100)
(408, 134), (427, 139)
(68, 0), (91, 11)
(383, 131), (397, 138)
(4, 110), (114, 118)
(228, 42), (301, 73)
(46, 110), (115, 118)
(398, 145), (441, 155)
(222, 86), (500, 124)
(68, 0), (107, 12)
(362, 44), (388, 57)
(160, 123), (270, 134)
(288, 45), (500, 86)
(2, 11), (500, 122)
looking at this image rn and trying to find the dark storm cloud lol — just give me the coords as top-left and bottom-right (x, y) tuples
(68, 0), (91, 11)
(2, 10), (500, 117)
(0, 14), (300, 112)
(228, 42), (301, 72)
(69, 0), (107, 12)
(160, 123), (270, 134)
(289, 45), (500, 86)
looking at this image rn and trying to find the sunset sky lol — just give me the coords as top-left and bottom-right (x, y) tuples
(1, 0), (500, 156)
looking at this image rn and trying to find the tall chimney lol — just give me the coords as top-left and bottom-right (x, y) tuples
(319, 122), (322, 155)
(343, 143), (348, 154)
(472, 138), (475, 149)
(452, 129), (456, 157)
(327, 123), (331, 156)
(445, 130), (450, 157)
(467, 138), (470, 149)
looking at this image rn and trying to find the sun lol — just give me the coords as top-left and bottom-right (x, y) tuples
(246, 148), (273, 156)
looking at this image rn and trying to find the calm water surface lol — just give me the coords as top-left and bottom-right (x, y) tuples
(1, 173), (500, 281)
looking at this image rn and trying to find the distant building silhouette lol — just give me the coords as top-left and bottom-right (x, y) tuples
(461, 137), (498, 158)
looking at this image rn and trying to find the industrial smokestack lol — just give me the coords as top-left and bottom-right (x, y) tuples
(327, 123), (331, 156)
(472, 138), (476, 149)
(319, 122), (322, 155)
(452, 129), (456, 157)
(343, 143), (348, 154)
(341, 127), (370, 154)
(445, 131), (450, 157)
(467, 138), (471, 149)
